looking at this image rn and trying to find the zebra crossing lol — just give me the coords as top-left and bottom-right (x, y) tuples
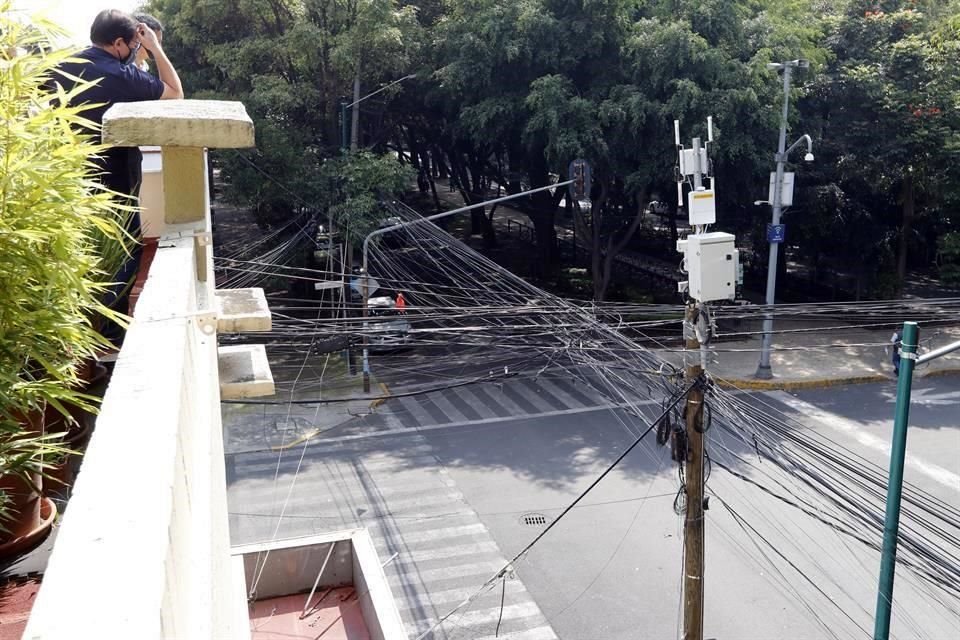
(380, 375), (611, 431)
(226, 432), (558, 640)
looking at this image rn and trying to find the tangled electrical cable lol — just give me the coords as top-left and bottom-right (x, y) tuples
(215, 175), (960, 638)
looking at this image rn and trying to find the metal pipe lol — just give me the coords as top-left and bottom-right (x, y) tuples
(916, 338), (960, 365)
(301, 541), (337, 619)
(874, 322), (919, 640)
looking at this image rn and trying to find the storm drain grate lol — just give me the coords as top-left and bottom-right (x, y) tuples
(521, 513), (547, 527)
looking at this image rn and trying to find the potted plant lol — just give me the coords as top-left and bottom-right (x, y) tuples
(0, 4), (129, 554)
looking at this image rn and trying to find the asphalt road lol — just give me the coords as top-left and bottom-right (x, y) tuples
(420, 376), (960, 640)
(224, 374), (960, 639)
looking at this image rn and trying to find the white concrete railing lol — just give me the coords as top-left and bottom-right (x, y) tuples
(25, 101), (266, 639)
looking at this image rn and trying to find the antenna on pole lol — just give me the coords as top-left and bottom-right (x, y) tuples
(674, 120), (684, 209)
(676, 117), (716, 226)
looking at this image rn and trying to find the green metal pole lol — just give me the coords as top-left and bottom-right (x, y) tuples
(873, 321), (919, 640)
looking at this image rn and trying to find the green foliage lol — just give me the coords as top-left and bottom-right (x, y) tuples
(938, 232), (960, 286)
(148, 0), (960, 296)
(146, 0), (420, 220)
(320, 151), (413, 246)
(0, 4), (125, 489)
(799, 0), (960, 293)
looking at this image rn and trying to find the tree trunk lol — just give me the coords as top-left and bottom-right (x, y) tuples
(896, 175), (915, 295)
(350, 74), (361, 151)
(531, 209), (558, 273)
(483, 205), (498, 249)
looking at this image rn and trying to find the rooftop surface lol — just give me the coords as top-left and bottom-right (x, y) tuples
(249, 588), (370, 640)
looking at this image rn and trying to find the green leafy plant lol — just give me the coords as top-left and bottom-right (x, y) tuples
(0, 5), (127, 481)
(938, 232), (960, 286)
(320, 151), (414, 248)
(0, 430), (71, 534)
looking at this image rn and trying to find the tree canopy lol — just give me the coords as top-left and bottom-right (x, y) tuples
(146, 0), (960, 300)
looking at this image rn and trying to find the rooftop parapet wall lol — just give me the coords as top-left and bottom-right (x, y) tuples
(25, 100), (270, 640)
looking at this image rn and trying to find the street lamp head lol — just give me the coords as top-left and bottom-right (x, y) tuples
(754, 200), (769, 206)
(766, 62), (783, 71)
(804, 152), (814, 162)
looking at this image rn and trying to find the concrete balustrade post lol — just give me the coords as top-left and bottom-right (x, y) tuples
(102, 100), (255, 282)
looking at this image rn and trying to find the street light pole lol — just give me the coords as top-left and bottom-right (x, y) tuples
(874, 322), (918, 640)
(756, 59), (810, 379)
(359, 180), (575, 393)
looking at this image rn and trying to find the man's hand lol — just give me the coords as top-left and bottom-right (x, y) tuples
(136, 22), (183, 99)
(137, 23), (162, 53)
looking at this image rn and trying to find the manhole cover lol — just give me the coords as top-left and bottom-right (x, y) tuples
(273, 416), (309, 432)
(520, 513), (547, 527)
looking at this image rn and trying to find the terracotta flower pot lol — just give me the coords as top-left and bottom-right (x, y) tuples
(0, 409), (57, 557)
(40, 404), (93, 495)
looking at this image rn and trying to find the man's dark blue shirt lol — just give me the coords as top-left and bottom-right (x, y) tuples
(52, 46), (166, 227)
(54, 46), (165, 137)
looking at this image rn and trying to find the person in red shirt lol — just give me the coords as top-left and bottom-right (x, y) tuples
(395, 292), (407, 313)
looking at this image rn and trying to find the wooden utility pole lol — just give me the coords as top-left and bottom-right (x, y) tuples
(683, 301), (705, 640)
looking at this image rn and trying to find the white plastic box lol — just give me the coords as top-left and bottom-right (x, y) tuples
(677, 232), (738, 302)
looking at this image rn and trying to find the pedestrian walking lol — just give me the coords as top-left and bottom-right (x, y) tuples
(395, 292), (407, 314)
(890, 328), (904, 376)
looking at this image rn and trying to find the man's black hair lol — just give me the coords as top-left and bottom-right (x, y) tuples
(133, 13), (163, 33)
(89, 9), (137, 46)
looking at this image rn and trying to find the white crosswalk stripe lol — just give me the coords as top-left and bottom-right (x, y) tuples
(227, 433), (557, 640)
(380, 377), (607, 432)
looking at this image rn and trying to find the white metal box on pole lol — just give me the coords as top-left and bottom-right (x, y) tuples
(768, 171), (795, 207)
(687, 189), (717, 225)
(677, 232), (738, 302)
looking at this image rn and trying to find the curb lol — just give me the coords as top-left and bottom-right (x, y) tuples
(715, 367), (960, 391)
(715, 374), (889, 392)
(916, 367), (960, 379)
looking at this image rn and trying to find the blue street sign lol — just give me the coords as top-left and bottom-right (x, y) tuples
(767, 223), (786, 244)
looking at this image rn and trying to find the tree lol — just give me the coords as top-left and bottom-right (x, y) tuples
(320, 151), (414, 249)
(805, 0), (960, 294)
(145, 0), (419, 222)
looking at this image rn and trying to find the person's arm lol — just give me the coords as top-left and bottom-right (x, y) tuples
(138, 23), (183, 99)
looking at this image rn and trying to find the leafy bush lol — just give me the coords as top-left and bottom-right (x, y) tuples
(938, 232), (960, 287)
(319, 151), (414, 248)
(0, 7), (127, 427)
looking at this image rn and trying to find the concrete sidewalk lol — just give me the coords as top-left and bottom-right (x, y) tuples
(654, 320), (960, 390)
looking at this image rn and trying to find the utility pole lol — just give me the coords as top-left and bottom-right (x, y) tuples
(682, 136), (706, 640)
(340, 99), (350, 152)
(341, 74), (416, 153)
(672, 118), (739, 640)
(361, 270), (370, 393)
(683, 302), (705, 640)
(756, 59), (812, 379)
